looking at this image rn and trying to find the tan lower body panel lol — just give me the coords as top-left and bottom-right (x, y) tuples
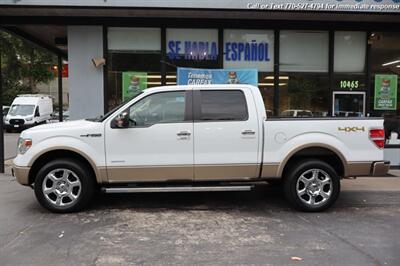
(12, 164), (30, 185)
(107, 165), (193, 183)
(261, 161), (375, 179)
(106, 164), (258, 182)
(194, 164), (258, 181)
(261, 163), (280, 178)
(105, 161), (376, 182)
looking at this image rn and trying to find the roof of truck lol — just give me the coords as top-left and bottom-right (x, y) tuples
(142, 84), (259, 93)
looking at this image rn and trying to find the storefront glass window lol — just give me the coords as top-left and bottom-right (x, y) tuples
(166, 28), (219, 85)
(107, 27), (161, 110)
(223, 29), (274, 115)
(370, 32), (400, 146)
(279, 31), (329, 117)
(334, 31), (366, 73)
(332, 32), (367, 117)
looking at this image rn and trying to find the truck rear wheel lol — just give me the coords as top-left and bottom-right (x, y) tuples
(34, 159), (95, 213)
(283, 159), (340, 212)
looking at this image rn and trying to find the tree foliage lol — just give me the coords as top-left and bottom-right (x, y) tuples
(1, 30), (56, 105)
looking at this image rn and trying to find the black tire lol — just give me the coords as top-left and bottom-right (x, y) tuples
(283, 159), (340, 212)
(34, 158), (95, 213)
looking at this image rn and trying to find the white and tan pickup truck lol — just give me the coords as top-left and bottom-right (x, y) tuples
(12, 85), (390, 213)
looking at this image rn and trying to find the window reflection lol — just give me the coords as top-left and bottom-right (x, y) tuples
(370, 32), (400, 146)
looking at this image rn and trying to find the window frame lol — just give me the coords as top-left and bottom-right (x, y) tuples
(193, 89), (249, 122)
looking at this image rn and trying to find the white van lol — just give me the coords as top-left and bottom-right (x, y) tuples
(5, 94), (53, 131)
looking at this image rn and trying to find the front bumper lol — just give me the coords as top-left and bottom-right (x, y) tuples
(12, 163), (31, 186)
(371, 161), (390, 176)
(5, 124), (32, 131)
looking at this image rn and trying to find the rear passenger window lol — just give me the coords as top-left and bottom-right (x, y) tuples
(199, 90), (248, 121)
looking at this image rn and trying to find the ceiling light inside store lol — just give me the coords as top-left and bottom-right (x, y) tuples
(265, 76), (289, 80)
(146, 75), (176, 79)
(258, 83), (287, 86)
(396, 65), (400, 68)
(382, 60), (400, 67)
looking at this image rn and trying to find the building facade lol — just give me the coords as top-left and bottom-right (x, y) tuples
(0, 0), (399, 163)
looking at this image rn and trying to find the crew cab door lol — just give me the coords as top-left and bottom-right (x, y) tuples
(193, 88), (260, 180)
(105, 90), (193, 182)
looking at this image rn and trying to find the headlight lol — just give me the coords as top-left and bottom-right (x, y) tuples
(25, 116), (33, 121)
(17, 137), (32, 154)
(5, 117), (9, 122)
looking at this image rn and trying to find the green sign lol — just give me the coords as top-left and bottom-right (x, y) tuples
(122, 72), (148, 101)
(374, 74), (397, 110)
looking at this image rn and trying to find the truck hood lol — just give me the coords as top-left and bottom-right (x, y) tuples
(21, 120), (103, 136)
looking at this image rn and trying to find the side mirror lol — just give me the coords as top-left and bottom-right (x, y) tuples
(113, 112), (129, 128)
(35, 112), (40, 117)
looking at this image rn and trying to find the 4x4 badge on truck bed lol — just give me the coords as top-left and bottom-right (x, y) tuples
(338, 126), (365, 132)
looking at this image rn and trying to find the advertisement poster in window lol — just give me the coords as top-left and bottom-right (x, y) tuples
(374, 74), (398, 110)
(177, 67), (258, 86)
(122, 72), (148, 101)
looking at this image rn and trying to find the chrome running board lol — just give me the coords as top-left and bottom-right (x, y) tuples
(102, 185), (252, 193)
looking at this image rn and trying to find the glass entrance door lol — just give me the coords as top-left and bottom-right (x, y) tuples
(333, 91), (366, 117)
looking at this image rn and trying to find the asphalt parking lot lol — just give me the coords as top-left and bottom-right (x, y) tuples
(1, 132), (400, 265)
(0, 167), (399, 266)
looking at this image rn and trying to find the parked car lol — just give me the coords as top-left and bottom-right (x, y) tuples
(266, 109), (274, 117)
(12, 85), (389, 213)
(2, 105), (10, 121)
(384, 114), (400, 142)
(4, 94), (53, 132)
(335, 111), (363, 117)
(281, 109), (313, 117)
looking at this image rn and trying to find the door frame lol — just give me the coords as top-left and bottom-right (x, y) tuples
(332, 91), (366, 117)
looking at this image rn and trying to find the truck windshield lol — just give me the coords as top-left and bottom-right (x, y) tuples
(88, 91), (143, 122)
(8, 105), (35, 116)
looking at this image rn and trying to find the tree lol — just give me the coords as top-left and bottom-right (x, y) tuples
(1, 30), (56, 105)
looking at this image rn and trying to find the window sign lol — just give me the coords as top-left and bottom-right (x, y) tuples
(177, 67), (258, 86)
(223, 30), (274, 72)
(339, 80), (360, 90)
(167, 29), (218, 61)
(122, 72), (148, 101)
(374, 74), (398, 110)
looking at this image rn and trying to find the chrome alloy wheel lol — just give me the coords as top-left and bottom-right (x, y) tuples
(42, 168), (82, 207)
(296, 169), (333, 207)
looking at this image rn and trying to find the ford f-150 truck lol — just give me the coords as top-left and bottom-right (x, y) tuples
(12, 85), (390, 213)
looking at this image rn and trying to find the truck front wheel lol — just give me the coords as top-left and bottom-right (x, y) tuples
(34, 159), (95, 213)
(283, 160), (340, 212)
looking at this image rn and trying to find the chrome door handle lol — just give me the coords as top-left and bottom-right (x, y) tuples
(177, 131), (191, 136)
(241, 130), (256, 135)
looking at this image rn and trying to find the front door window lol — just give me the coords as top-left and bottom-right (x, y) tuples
(128, 91), (186, 126)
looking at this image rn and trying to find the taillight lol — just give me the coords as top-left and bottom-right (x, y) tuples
(369, 128), (385, 149)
